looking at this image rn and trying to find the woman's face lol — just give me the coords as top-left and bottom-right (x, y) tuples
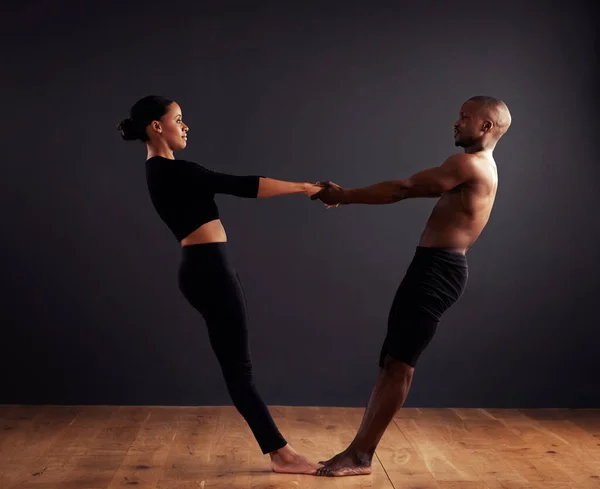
(149, 102), (189, 150)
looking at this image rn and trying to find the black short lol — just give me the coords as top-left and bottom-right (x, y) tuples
(379, 246), (469, 368)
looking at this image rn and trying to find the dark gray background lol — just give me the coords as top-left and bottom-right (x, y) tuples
(2, 0), (598, 408)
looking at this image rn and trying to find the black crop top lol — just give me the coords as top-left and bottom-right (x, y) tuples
(145, 156), (262, 242)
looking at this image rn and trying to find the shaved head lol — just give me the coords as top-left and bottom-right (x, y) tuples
(453, 95), (512, 150)
(466, 95), (512, 139)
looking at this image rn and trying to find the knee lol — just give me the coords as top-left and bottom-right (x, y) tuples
(221, 361), (253, 384)
(382, 355), (414, 382)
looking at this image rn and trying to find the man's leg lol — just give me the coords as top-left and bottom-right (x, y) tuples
(314, 248), (468, 477)
(315, 296), (439, 477)
(315, 355), (414, 476)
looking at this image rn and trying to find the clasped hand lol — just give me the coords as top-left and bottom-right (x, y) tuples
(306, 181), (345, 208)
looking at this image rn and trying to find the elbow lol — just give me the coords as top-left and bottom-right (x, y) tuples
(390, 180), (410, 202)
(255, 177), (265, 198)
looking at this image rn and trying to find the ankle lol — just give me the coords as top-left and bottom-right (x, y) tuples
(269, 444), (293, 459)
(347, 445), (375, 464)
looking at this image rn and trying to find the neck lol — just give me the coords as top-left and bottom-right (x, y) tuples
(464, 138), (496, 154)
(146, 140), (175, 160)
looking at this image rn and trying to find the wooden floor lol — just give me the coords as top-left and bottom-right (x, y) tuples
(0, 405), (599, 489)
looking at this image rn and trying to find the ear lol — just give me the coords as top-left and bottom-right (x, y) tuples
(151, 121), (162, 134)
(482, 121), (493, 133)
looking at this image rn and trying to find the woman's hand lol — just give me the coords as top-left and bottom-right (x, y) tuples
(257, 178), (324, 198)
(304, 182), (325, 197)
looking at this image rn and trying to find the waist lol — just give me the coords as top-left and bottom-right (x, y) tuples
(418, 224), (478, 255)
(181, 241), (228, 252)
(180, 241), (231, 263)
(179, 242), (237, 277)
(181, 219), (227, 246)
(413, 246), (469, 268)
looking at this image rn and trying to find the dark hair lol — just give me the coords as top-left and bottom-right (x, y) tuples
(117, 95), (173, 142)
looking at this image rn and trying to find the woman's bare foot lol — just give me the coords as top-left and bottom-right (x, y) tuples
(315, 449), (373, 477)
(270, 444), (321, 475)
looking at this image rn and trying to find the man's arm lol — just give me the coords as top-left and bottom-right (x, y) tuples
(317, 154), (477, 205)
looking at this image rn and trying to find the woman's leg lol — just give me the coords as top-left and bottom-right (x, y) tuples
(204, 271), (288, 453)
(178, 244), (319, 473)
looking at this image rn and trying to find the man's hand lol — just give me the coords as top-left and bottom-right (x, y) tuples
(311, 181), (346, 206)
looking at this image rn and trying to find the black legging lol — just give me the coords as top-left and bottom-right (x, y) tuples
(177, 242), (287, 454)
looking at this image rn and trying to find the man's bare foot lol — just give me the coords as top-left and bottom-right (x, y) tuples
(315, 449), (373, 477)
(270, 444), (321, 475)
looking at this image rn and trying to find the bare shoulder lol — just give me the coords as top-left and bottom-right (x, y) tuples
(441, 153), (482, 179)
(446, 153), (495, 181)
(443, 152), (478, 168)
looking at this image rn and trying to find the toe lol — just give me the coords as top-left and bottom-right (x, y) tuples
(315, 467), (333, 477)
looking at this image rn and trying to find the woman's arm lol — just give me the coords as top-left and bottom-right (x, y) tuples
(186, 162), (321, 199)
(257, 178), (322, 198)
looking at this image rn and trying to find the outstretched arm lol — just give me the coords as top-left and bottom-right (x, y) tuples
(187, 162), (321, 198)
(313, 154), (476, 205)
(257, 178), (321, 198)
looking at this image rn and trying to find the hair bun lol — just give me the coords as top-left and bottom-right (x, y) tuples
(118, 96), (173, 144)
(117, 118), (138, 141)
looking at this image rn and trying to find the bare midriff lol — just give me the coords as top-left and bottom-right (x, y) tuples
(180, 219), (227, 246)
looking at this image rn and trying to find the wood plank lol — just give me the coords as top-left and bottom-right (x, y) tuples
(488, 409), (600, 489)
(394, 416), (488, 483)
(376, 411), (443, 488)
(3, 405), (114, 489)
(161, 406), (253, 488)
(0, 406), (598, 489)
(106, 406), (180, 488)
(10, 406), (147, 489)
(0, 406), (81, 489)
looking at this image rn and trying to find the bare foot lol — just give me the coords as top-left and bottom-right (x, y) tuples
(315, 449), (373, 477)
(270, 444), (321, 475)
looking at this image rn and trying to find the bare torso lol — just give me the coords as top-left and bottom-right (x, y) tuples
(419, 153), (498, 254)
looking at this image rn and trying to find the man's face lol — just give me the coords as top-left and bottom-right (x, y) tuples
(453, 101), (485, 148)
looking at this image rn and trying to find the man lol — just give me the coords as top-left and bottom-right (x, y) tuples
(311, 96), (512, 477)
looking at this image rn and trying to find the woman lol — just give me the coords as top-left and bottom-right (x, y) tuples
(117, 95), (322, 474)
